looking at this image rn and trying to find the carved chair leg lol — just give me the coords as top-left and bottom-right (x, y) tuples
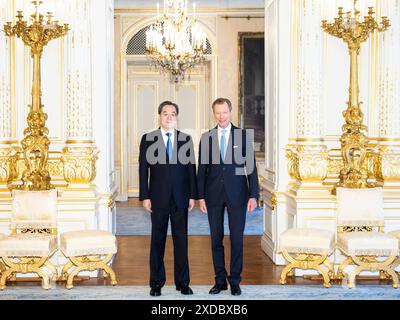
(0, 269), (15, 290)
(66, 266), (85, 290)
(384, 268), (399, 289)
(44, 260), (58, 281)
(102, 264), (117, 286)
(61, 259), (74, 281)
(336, 257), (352, 280)
(280, 264), (295, 285)
(32, 267), (51, 290)
(323, 259), (335, 279)
(347, 265), (364, 289)
(315, 265), (331, 288)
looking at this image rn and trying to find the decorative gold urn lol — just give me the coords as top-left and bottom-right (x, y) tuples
(322, 0), (390, 189)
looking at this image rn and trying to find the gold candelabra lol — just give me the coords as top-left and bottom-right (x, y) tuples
(322, 0), (390, 189)
(4, 1), (69, 190)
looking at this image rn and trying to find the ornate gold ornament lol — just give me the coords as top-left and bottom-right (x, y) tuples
(376, 146), (400, 182)
(0, 149), (18, 184)
(0, 256), (58, 290)
(3, 1), (69, 190)
(61, 254), (117, 289)
(286, 145), (328, 182)
(271, 192), (277, 211)
(322, 0), (390, 189)
(280, 250), (334, 288)
(61, 146), (98, 184)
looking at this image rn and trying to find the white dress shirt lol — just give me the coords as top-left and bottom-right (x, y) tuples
(160, 127), (175, 149)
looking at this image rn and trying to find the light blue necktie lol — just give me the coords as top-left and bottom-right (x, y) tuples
(220, 129), (227, 162)
(166, 132), (172, 161)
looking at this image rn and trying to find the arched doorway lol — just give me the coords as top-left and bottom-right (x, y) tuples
(118, 21), (217, 200)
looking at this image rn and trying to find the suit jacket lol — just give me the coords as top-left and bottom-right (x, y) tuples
(197, 124), (259, 207)
(139, 129), (197, 209)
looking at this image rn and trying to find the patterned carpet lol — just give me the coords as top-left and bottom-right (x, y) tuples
(116, 207), (264, 236)
(1, 284), (399, 300)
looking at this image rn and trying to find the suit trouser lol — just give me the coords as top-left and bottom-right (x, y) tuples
(207, 197), (247, 287)
(149, 199), (190, 288)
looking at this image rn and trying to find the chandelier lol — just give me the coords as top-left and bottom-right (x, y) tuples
(145, 0), (207, 82)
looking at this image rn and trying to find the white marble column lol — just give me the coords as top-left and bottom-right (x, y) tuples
(62, 0), (99, 191)
(0, 0), (17, 193)
(377, 0), (400, 185)
(287, 0), (328, 187)
(91, 0), (116, 232)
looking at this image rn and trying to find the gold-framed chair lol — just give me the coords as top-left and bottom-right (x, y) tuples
(0, 189), (58, 290)
(60, 230), (117, 289)
(279, 228), (335, 288)
(335, 187), (399, 288)
(388, 230), (400, 275)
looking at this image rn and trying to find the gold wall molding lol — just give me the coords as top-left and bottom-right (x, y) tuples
(376, 146), (400, 182)
(286, 144), (329, 183)
(115, 8), (264, 14)
(61, 146), (98, 184)
(0, 148), (18, 184)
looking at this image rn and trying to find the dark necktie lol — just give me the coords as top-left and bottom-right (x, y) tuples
(166, 132), (172, 161)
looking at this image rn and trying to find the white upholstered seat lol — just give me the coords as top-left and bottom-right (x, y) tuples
(279, 228), (335, 256)
(60, 230), (117, 257)
(335, 187), (399, 288)
(337, 231), (398, 257)
(279, 228), (335, 287)
(0, 189), (59, 290)
(60, 229), (118, 289)
(0, 234), (57, 257)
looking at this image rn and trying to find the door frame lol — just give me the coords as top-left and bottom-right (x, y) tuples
(117, 19), (217, 201)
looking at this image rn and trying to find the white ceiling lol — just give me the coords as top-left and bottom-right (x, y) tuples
(114, 0), (265, 9)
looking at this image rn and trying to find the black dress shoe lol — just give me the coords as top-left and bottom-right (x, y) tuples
(150, 287), (161, 296)
(209, 283), (228, 294)
(231, 285), (241, 296)
(179, 285), (193, 295)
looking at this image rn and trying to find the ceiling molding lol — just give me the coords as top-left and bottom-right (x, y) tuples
(115, 7), (265, 15)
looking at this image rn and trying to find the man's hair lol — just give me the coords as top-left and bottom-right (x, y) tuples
(211, 97), (232, 111)
(158, 101), (179, 115)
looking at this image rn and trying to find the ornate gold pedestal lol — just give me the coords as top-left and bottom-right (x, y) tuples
(322, 1), (390, 190)
(4, 8), (69, 191)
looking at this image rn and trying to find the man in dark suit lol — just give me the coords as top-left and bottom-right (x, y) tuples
(139, 101), (197, 296)
(197, 97), (259, 296)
